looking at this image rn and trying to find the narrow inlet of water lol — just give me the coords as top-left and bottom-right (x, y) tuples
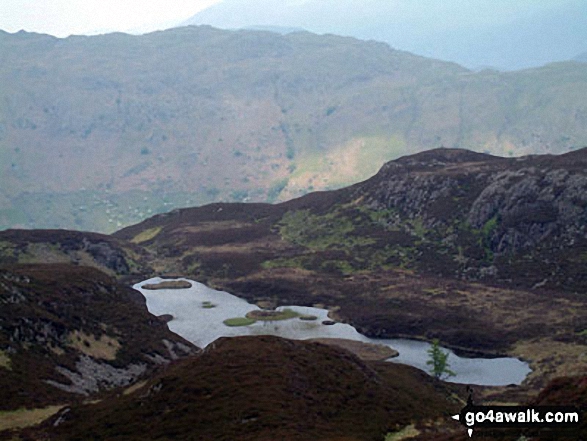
(134, 277), (531, 386)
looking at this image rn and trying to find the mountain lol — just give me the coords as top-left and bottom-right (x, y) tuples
(183, 0), (587, 71)
(37, 335), (459, 440)
(0, 264), (196, 415)
(575, 51), (587, 62)
(114, 147), (587, 394)
(2, 27), (587, 233)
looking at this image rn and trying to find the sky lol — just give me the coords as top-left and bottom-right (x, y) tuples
(1, 0), (572, 38)
(0, 0), (223, 36)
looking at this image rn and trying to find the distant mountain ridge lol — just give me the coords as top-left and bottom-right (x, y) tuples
(1, 26), (587, 233)
(242, 25), (304, 34)
(183, 0), (587, 71)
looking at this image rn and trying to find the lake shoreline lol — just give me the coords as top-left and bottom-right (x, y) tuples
(134, 277), (532, 386)
(308, 338), (399, 361)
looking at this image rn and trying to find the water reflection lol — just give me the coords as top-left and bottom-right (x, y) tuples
(134, 277), (531, 386)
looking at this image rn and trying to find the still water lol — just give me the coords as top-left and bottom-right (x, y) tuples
(134, 277), (531, 386)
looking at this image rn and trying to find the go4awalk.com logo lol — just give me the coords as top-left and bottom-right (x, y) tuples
(451, 405), (582, 438)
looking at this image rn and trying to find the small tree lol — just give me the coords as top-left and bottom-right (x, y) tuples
(426, 339), (456, 380)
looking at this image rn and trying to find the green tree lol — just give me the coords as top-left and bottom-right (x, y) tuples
(426, 339), (456, 380)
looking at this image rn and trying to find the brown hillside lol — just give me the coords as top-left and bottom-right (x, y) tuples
(42, 335), (460, 441)
(0, 264), (196, 412)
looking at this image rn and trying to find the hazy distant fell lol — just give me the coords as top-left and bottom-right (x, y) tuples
(1, 26), (587, 233)
(184, 0), (587, 71)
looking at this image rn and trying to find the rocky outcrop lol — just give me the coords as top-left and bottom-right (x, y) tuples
(82, 238), (131, 274)
(0, 264), (198, 410)
(467, 168), (587, 251)
(356, 148), (587, 287)
(46, 356), (147, 396)
(363, 149), (587, 252)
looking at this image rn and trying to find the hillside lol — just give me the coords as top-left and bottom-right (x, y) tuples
(0, 229), (150, 277)
(114, 147), (587, 394)
(37, 335), (460, 441)
(2, 27), (587, 232)
(116, 147), (587, 296)
(529, 375), (587, 440)
(0, 264), (196, 415)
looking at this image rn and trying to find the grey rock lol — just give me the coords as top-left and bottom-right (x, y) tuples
(45, 355), (147, 396)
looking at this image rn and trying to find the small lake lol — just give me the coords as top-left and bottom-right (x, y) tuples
(134, 277), (531, 386)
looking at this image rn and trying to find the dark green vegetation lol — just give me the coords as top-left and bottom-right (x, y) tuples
(2, 27), (587, 232)
(427, 339), (456, 380)
(37, 336), (460, 441)
(0, 264), (196, 414)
